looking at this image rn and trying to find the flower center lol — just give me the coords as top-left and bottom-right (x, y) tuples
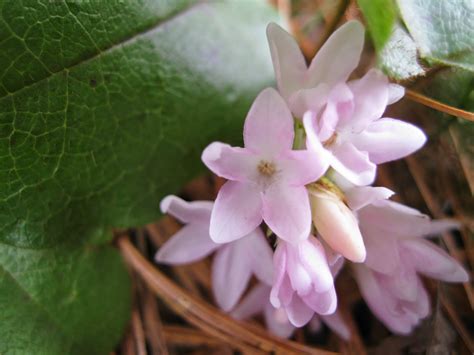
(258, 160), (276, 177)
(323, 132), (338, 147)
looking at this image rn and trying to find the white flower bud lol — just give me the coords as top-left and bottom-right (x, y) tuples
(309, 187), (366, 262)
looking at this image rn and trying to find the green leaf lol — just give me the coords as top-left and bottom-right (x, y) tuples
(397, 0), (474, 71)
(0, 0), (278, 353)
(357, 0), (397, 51)
(0, 231), (131, 355)
(378, 24), (425, 80)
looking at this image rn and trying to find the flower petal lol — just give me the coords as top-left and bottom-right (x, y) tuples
(212, 244), (253, 311)
(231, 284), (269, 320)
(345, 186), (395, 211)
(345, 69), (389, 131)
(302, 287), (337, 315)
(303, 111), (331, 159)
(201, 142), (259, 182)
(288, 84), (329, 119)
(286, 296), (314, 327)
(271, 243), (293, 308)
(279, 149), (329, 186)
(306, 20), (365, 88)
(243, 87), (294, 155)
(210, 181), (263, 243)
(329, 142), (376, 186)
(402, 238), (469, 282)
(350, 118), (426, 164)
(264, 304), (296, 338)
(262, 185), (311, 243)
(321, 312), (351, 340)
(242, 229), (274, 285)
(299, 237), (334, 292)
(266, 23), (307, 101)
(160, 195), (212, 224)
(388, 83), (405, 104)
(155, 223), (219, 265)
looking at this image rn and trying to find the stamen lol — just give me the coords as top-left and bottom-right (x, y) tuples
(258, 160), (276, 176)
(323, 132), (338, 147)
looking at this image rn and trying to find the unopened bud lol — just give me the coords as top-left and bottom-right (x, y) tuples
(308, 183), (366, 262)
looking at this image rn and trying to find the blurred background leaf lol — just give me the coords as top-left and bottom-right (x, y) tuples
(0, 0), (278, 353)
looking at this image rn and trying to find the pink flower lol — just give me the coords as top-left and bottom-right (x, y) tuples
(270, 236), (337, 327)
(267, 21), (425, 186)
(266, 21), (366, 118)
(202, 88), (328, 244)
(353, 199), (468, 333)
(303, 72), (426, 186)
(232, 283), (351, 340)
(155, 195), (273, 311)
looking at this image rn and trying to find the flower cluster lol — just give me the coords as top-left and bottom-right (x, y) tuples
(155, 21), (468, 338)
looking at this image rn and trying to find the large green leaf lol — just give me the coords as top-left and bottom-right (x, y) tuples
(357, 0), (397, 51)
(397, 0), (474, 71)
(378, 23), (425, 80)
(0, 0), (277, 353)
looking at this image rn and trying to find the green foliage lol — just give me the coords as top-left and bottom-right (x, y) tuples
(397, 0), (474, 72)
(378, 24), (425, 80)
(0, 0), (278, 353)
(357, 0), (397, 51)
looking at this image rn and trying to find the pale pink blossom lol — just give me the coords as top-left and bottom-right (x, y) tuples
(155, 195), (273, 311)
(232, 283), (351, 340)
(202, 88), (328, 244)
(267, 21), (425, 186)
(354, 199), (468, 333)
(270, 236), (337, 327)
(302, 73), (426, 186)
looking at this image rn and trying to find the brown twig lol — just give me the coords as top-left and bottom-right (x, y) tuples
(118, 236), (335, 355)
(163, 326), (225, 347)
(440, 294), (474, 353)
(405, 89), (474, 122)
(131, 310), (147, 355)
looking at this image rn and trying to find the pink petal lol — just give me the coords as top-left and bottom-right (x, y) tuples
(201, 143), (259, 182)
(379, 262), (419, 302)
(264, 303), (295, 338)
(388, 84), (405, 104)
(307, 20), (364, 88)
(299, 237), (334, 292)
(241, 229), (274, 285)
(346, 69), (389, 131)
(286, 243), (313, 296)
(286, 295), (314, 327)
(321, 83), (354, 131)
(359, 221), (400, 274)
(402, 238), (469, 282)
(329, 142), (376, 186)
(350, 117), (426, 164)
(160, 195), (212, 224)
(359, 200), (455, 239)
(310, 189), (366, 262)
(270, 243), (293, 308)
(210, 181), (263, 243)
(303, 111), (331, 160)
(155, 223), (219, 265)
(321, 312), (351, 340)
(243, 87), (294, 156)
(279, 149), (329, 186)
(212, 244), (253, 311)
(403, 280), (430, 319)
(353, 265), (413, 334)
(266, 23), (307, 101)
(288, 84), (329, 119)
(345, 186), (394, 211)
(262, 185), (311, 243)
(302, 287), (337, 315)
(231, 284), (269, 320)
